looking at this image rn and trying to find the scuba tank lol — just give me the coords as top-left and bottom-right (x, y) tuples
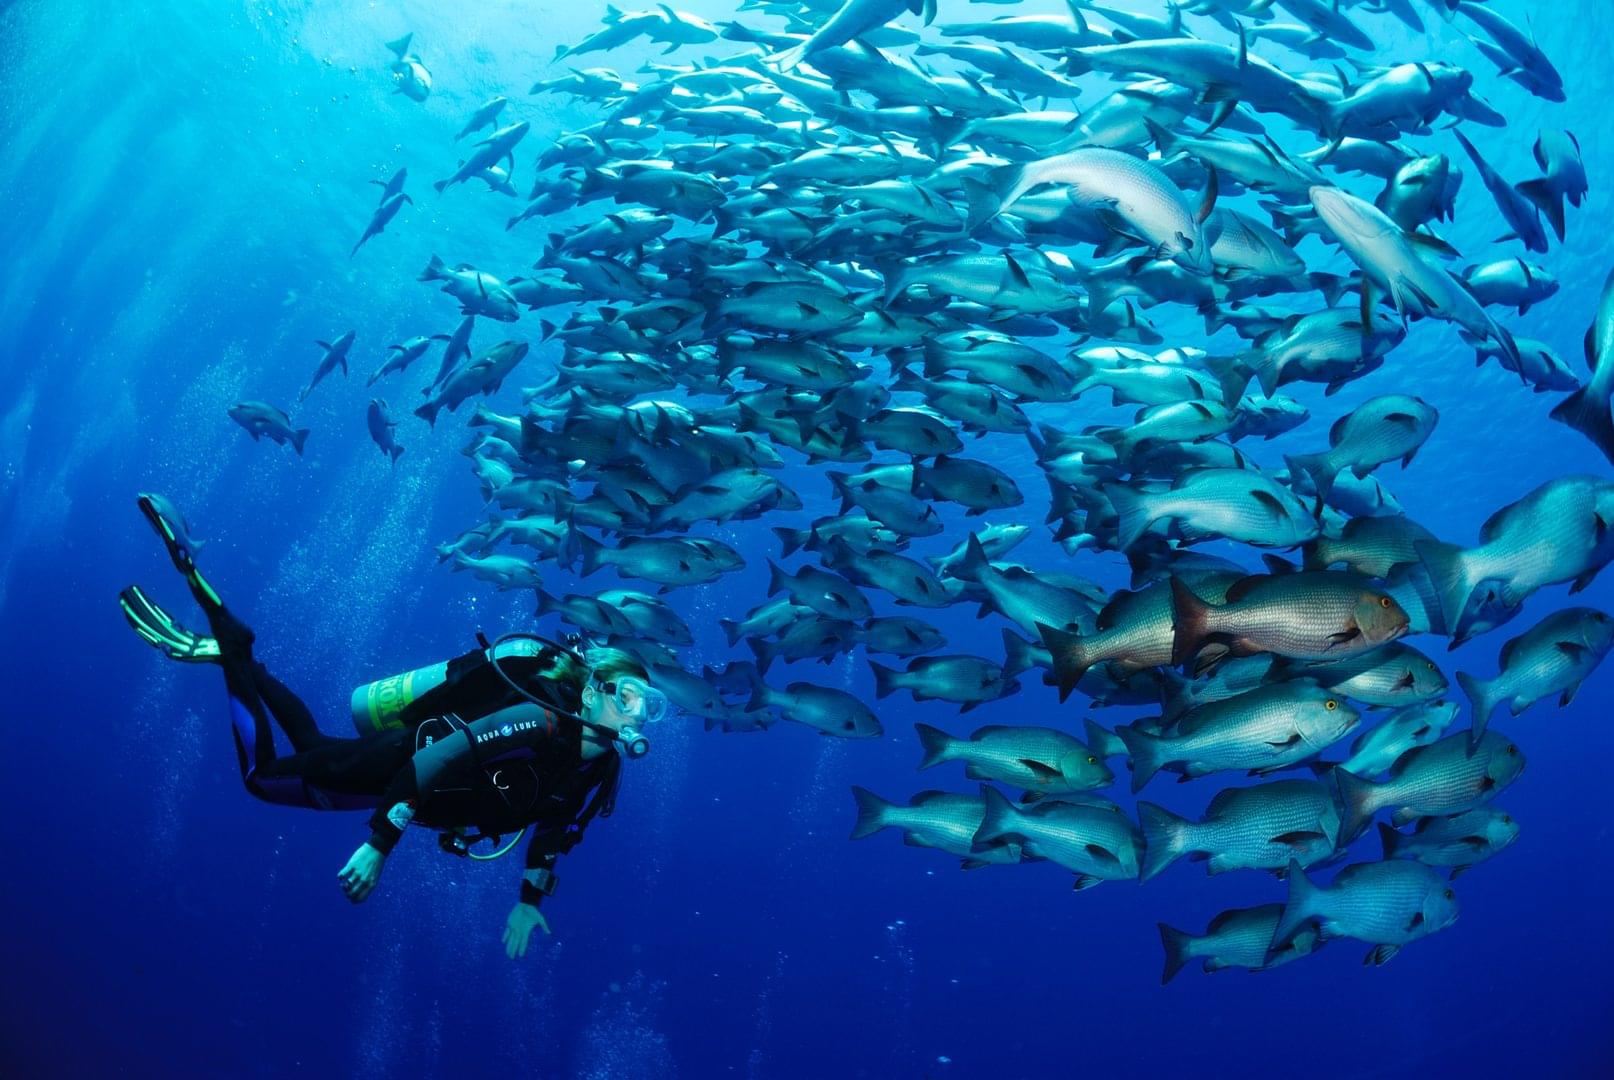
(349, 637), (549, 734)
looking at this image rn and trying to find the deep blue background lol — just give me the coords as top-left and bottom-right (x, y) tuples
(3, 1), (1612, 1076)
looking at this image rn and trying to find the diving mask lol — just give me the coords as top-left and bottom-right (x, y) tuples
(594, 675), (668, 758)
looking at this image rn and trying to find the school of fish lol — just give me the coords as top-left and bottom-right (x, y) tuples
(221, 0), (1610, 981)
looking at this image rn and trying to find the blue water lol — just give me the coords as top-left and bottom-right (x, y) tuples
(3, 1), (1613, 1076)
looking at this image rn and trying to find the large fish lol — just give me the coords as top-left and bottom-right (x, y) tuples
(1308, 185), (1518, 365)
(1335, 700), (1459, 777)
(1158, 904), (1322, 985)
(1272, 858), (1459, 966)
(1456, 607), (1614, 745)
(965, 148), (1212, 274)
(1334, 730), (1525, 844)
(869, 654), (1017, 712)
(850, 787), (1023, 869)
(1118, 680), (1358, 791)
(1284, 393), (1438, 503)
(1170, 571), (1410, 673)
(1378, 808), (1519, 878)
(914, 722), (1112, 795)
(1138, 778), (1341, 882)
(228, 401), (309, 455)
(971, 787), (1142, 889)
(1548, 268), (1614, 464)
(1414, 475), (1614, 639)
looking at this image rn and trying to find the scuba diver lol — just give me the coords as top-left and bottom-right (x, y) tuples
(118, 494), (668, 959)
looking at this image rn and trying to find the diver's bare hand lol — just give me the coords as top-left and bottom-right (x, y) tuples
(503, 902), (551, 958)
(338, 842), (386, 903)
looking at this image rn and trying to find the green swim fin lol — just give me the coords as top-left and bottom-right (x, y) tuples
(136, 493), (225, 613)
(119, 585), (221, 664)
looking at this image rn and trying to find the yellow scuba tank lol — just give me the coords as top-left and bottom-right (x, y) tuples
(349, 637), (546, 734)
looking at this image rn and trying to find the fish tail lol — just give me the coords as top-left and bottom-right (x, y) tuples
(952, 533), (990, 582)
(999, 629), (1040, 679)
(414, 400), (442, 428)
(1137, 802), (1192, 883)
(765, 559), (791, 599)
(1084, 718), (1126, 760)
(1157, 922), (1196, 985)
(771, 526), (804, 558)
(926, 109), (969, 159)
(574, 532), (605, 577)
(744, 674), (772, 714)
(868, 659), (900, 699)
(1377, 821), (1404, 860)
(1455, 670), (1494, 750)
(384, 32), (412, 58)
(291, 428), (310, 456)
(962, 174), (1006, 232)
(1168, 576), (1212, 670)
(389, 444), (404, 465)
(719, 618), (742, 649)
(1271, 858), (1322, 951)
(849, 786), (894, 840)
(1284, 451), (1338, 503)
(1413, 539), (1478, 642)
(1115, 723), (1166, 793)
(1201, 352), (1254, 407)
(1157, 668), (1194, 721)
(767, 41), (808, 73)
(1332, 766), (1382, 846)
(1549, 383), (1614, 467)
(972, 784), (1022, 848)
(1516, 178), (1567, 243)
(913, 722), (954, 769)
(1037, 621), (1093, 703)
(747, 636), (777, 676)
(1104, 482), (1159, 552)
(417, 252), (446, 281)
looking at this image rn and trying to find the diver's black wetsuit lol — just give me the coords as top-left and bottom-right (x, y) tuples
(218, 614), (620, 874)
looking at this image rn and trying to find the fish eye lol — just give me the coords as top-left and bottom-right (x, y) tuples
(1426, 662), (1435, 671)
(1443, 888), (1454, 900)
(1086, 755), (1097, 764)
(1379, 596), (1392, 608)
(1506, 744), (1517, 755)
(1501, 815), (1513, 824)
(1325, 699), (1338, 711)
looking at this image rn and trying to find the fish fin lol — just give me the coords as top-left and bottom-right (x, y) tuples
(1549, 383), (1614, 467)
(1377, 821), (1402, 859)
(1157, 923), (1195, 985)
(1103, 481), (1157, 553)
(1137, 801), (1191, 883)
(1115, 724), (1167, 794)
(1333, 766), (1381, 846)
(867, 659), (898, 699)
(1037, 621), (1092, 703)
(1455, 670), (1493, 750)
(972, 785), (1021, 849)
(1018, 758), (1062, 784)
(913, 722), (953, 770)
(1516, 177), (1567, 242)
(1071, 874), (1102, 891)
(1271, 858), (1320, 949)
(1167, 576), (1212, 669)
(1414, 539), (1478, 641)
(848, 786), (893, 840)
(1364, 944), (1401, 966)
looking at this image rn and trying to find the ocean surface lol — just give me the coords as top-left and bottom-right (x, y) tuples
(2, 1), (1612, 1076)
